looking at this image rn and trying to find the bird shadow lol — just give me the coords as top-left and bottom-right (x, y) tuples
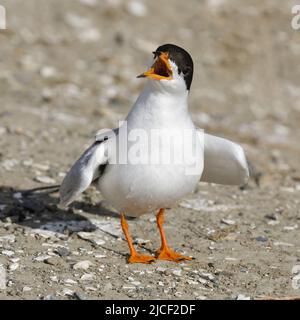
(0, 185), (125, 233)
(0, 185), (157, 258)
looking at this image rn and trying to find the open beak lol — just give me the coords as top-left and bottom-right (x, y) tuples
(137, 52), (173, 80)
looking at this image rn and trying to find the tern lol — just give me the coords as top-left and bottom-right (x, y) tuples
(60, 44), (249, 263)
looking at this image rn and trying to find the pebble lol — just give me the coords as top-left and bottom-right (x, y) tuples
(62, 288), (74, 297)
(268, 220), (280, 226)
(85, 286), (97, 291)
(2, 250), (14, 257)
(221, 218), (236, 225)
(236, 294), (251, 300)
(2, 159), (18, 171)
(9, 263), (19, 271)
(35, 176), (56, 184)
(78, 0), (98, 6)
(73, 260), (93, 270)
(50, 276), (59, 282)
(273, 241), (294, 247)
(131, 281), (141, 286)
(199, 272), (215, 281)
(77, 232), (105, 246)
(0, 265), (6, 290)
(74, 292), (87, 300)
(64, 279), (78, 285)
(0, 235), (15, 243)
(104, 282), (113, 291)
(44, 257), (65, 267)
(174, 292), (182, 298)
(126, 1), (148, 17)
(40, 66), (58, 79)
(78, 28), (101, 43)
(33, 163), (50, 171)
(225, 257), (238, 261)
(172, 269), (182, 277)
(134, 238), (150, 245)
(80, 273), (94, 281)
(55, 247), (70, 257)
(34, 255), (52, 262)
(283, 225), (298, 231)
(13, 192), (22, 200)
(23, 286), (32, 292)
(255, 236), (268, 242)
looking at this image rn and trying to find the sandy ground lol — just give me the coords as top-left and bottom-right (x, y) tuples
(1, 0), (300, 300)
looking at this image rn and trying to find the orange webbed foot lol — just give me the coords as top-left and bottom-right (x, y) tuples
(128, 253), (156, 264)
(156, 247), (193, 262)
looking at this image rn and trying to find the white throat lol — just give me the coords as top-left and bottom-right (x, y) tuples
(126, 81), (190, 130)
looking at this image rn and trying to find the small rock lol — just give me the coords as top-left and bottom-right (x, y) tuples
(103, 282), (113, 291)
(174, 292), (182, 298)
(55, 247), (70, 257)
(62, 288), (74, 297)
(85, 286), (97, 291)
(64, 279), (78, 285)
(40, 66), (58, 79)
(9, 263), (19, 271)
(236, 294), (251, 300)
(23, 286), (32, 292)
(35, 176), (56, 184)
(80, 273), (94, 281)
(43, 294), (57, 300)
(73, 260), (93, 270)
(126, 1), (148, 17)
(78, 28), (101, 43)
(33, 163), (50, 171)
(34, 254), (52, 262)
(0, 235), (15, 243)
(134, 238), (150, 245)
(78, 0), (98, 6)
(2, 250), (14, 257)
(13, 192), (22, 200)
(50, 276), (59, 282)
(221, 218), (236, 225)
(77, 232), (105, 246)
(131, 281), (141, 286)
(0, 265), (6, 290)
(255, 236), (268, 242)
(44, 257), (64, 266)
(74, 292), (87, 300)
(283, 225), (298, 231)
(172, 269), (182, 277)
(265, 213), (278, 220)
(199, 272), (215, 281)
(273, 241), (294, 247)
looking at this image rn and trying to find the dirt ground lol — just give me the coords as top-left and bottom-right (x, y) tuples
(1, 0), (300, 300)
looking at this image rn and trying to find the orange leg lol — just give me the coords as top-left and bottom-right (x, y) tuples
(156, 208), (193, 262)
(120, 213), (155, 264)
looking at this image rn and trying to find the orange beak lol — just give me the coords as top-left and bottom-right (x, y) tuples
(137, 52), (173, 80)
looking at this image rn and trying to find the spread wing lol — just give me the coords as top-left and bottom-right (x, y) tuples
(200, 133), (249, 186)
(59, 139), (109, 208)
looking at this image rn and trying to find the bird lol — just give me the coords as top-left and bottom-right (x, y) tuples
(59, 44), (249, 264)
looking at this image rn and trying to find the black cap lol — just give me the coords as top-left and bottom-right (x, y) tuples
(154, 44), (194, 90)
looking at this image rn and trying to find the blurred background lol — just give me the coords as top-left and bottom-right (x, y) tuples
(1, 0), (300, 300)
(0, 0), (300, 188)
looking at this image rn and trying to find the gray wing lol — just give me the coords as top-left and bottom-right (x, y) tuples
(200, 133), (249, 186)
(59, 140), (108, 208)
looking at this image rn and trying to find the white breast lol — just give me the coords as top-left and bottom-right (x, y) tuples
(98, 84), (204, 217)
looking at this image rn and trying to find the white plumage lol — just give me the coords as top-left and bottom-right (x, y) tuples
(60, 46), (249, 217)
